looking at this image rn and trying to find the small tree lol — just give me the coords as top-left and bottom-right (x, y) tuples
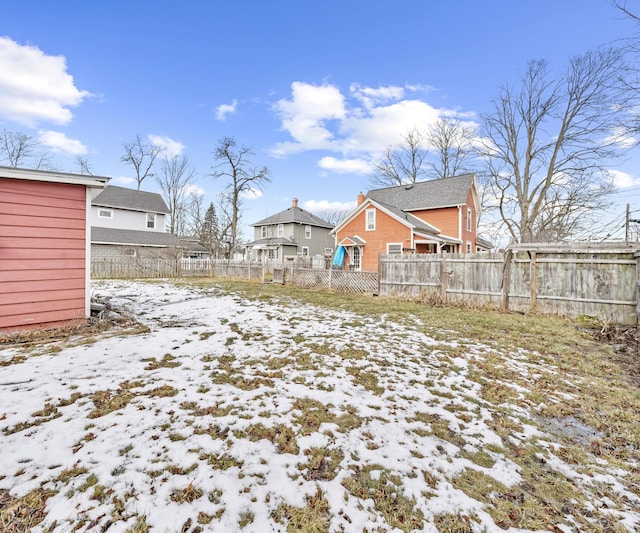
(211, 137), (270, 250)
(121, 134), (163, 190)
(199, 202), (220, 256)
(156, 155), (196, 234)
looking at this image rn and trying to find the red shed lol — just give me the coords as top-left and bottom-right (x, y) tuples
(0, 166), (109, 332)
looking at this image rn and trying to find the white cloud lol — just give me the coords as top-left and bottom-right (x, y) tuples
(37, 130), (87, 155)
(216, 99), (238, 121)
(611, 169), (640, 188)
(349, 83), (405, 109)
(270, 81), (477, 166)
(240, 188), (263, 200)
(111, 176), (135, 186)
(317, 156), (372, 174)
(148, 134), (185, 157)
(182, 183), (205, 196)
(302, 199), (357, 212)
(0, 37), (91, 127)
(271, 82), (346, 156)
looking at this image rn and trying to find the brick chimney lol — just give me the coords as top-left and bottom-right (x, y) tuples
(357, 192), (365, 205)
(292, 198), (298, 208)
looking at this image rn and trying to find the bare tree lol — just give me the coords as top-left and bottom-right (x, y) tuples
(211, 137), (270, 250)
(156, 155), (196, 234)
(309, 207), (350, 227)
(369, 128), (428, 188)
(0, 129), (54, 169)
(121, 134), (163, 190)
(479, 48), (630, 243)
(74, 155), (93, 175)
(426, 118), (476, 179)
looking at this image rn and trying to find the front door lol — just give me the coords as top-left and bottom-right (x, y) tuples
(350, 246), (361, 271)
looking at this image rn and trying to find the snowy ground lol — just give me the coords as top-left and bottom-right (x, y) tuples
(0, 280), (639, 532)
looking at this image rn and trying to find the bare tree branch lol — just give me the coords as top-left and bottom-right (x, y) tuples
(156, 155), (196, 234)
(211, 137), (271, 250)
(479, 48), (629, 243)
(121, 134), (164, 190)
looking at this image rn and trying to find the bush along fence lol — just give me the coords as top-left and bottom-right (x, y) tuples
(378, 243), (640, 325)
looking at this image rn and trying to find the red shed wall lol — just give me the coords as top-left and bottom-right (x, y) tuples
(0, 177), (88, 331)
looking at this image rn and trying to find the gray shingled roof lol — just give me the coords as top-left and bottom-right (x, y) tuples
(375, 201), (441, 235)
(366, 173), (475, 211)
(92, 185), (170, 214)
(245, 237), (299, 247)
(251, 206), (333, 229)
(91, 227), (204, 251)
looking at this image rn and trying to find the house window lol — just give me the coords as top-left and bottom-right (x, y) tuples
(467, 208), (473, 232)
(98, 209), (112, 219)
(302, 246), (309, 256)
(146, 213), (156, 229)
(324, 248), (333, 256)
(277, 224), (284, 238)
(387, 243), (402, 254)
(466, 242), (472, 253)
(366, 208), (376, 231)
(305, 225), (311, 239)
(125, 248), (136, 257)
(261, 226), (267, 238)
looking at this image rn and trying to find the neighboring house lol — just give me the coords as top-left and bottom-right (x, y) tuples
(91, 185), (207, 259)
(246, 198), (334, 262)
(332, 173), (482, 272)
(0, 166), (108, 332)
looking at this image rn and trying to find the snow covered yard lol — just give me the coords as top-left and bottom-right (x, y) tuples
(1, 279), (639, 533)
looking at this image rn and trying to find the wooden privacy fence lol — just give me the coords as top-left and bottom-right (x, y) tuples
(91, 258), (263, 281)
(379, 243), (640, 324)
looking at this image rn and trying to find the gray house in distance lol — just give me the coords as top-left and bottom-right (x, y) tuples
(91, 185), (207, 259)
(246, 198), (334, 262)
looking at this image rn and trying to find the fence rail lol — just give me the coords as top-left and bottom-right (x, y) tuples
(379, 245), (640, 324)
(90, 258), (377, 294)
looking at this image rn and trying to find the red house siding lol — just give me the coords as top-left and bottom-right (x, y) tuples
(338, 206), (412, 272)
(0, 177), (88, 331)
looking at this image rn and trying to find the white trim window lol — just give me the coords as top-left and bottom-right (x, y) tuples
(277, 224), (284, 238)
(301, 246), (309, 256)
(261, 226), (267, 238)
(146, 213), (156, 229)
(467, 208), (473, 232)
(98, 209), (113, 219)
(305, 225), (311, 239)
(366, 208), (376, 231)
(324, 248), (333, 255)
(466, 241), (472, 253)
(387, 243), (402, 254)
(351, 247), (361, 270)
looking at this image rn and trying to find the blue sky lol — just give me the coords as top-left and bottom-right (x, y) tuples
(1, 0), (638, 239)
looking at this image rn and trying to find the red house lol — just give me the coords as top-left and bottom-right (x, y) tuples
(0, 166), (109, 332)
(331, 173), (484, 272)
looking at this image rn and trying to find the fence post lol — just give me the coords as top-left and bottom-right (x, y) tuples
(441, 253), (448, 302)
(636, 252), (640, 324)
(530, 251), (537, 312)
(501, 250), (512, 311)
(329, 265), (332, 290)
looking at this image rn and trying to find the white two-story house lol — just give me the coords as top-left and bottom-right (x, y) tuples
(91, 185), (206, 259)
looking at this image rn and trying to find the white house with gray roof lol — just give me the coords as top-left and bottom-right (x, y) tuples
(91, 185), (207, 259)
(246, 198), (334, 262)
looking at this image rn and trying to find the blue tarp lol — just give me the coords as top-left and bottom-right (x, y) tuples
(332, 245), (346, 267)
